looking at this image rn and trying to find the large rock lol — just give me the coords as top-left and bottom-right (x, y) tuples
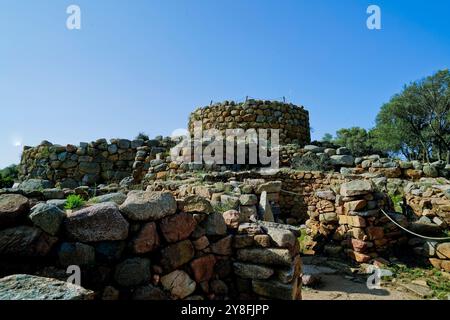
(233, 262), (274, 280)
(160, 240), (195, 272)
(258, 191), (274, 222)
(182, 195), (213, 213)
(160, 212), (196, 243)
(0, 194), (29, 228)
(58, 242), (95, 266)
(64, 203), (129, 242)
(0, 226), (57, 257)
(256, 181), (282, 194)
(0, 274), (94, 300)
(114, 258), (151, 287)
(29, 203), (65, 235)
(436, 242), (450, 259)
(161, 270), (196, 299)
(423, 165), (439, 178)
(203, 212), (227, 236)
(330, 155), (354, 167)
(190, 255), (216, 282)
(119, 191), (177, 221)
(90, 193), (127, 205)
(252, 278), (298, 300)
(237, 248), (292, 266)
(132, 222), (160, 254)
(19, 179), (54, 196)
(266, 227), (296, 248)
(340, 180), (373, 196)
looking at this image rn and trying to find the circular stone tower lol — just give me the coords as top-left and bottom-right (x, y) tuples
(188, 99), (310, 146)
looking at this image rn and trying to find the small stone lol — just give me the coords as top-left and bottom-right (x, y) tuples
(222, 210), (240, 229)
(29, 203), (65, 235)
(161, 270), (196, 299)
(183, 195), (213, 214)
(436, 243), (450, 259)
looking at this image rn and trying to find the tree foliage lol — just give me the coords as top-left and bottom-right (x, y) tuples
(373, 69), (450, 162)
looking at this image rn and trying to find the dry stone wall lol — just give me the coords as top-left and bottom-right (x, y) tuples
(19, 138), (174, 188)
(188, 100), (311, 146)
(0, 190), (302, 300)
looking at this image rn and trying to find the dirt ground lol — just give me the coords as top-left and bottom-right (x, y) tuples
(302, 274), (419, 300)
(300, 256), (428, 300)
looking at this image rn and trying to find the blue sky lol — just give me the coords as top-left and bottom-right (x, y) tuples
(1, 0), (450, 167)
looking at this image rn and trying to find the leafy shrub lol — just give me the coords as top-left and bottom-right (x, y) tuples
(65, 195), (85, 210)
(0, 164), (18, 188)
(213, 202), (236, 214)
(291, 152), (333, 171)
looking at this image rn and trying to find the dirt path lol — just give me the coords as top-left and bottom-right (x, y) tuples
(301, 274), (420, 300)
(300, 257), (424, 300)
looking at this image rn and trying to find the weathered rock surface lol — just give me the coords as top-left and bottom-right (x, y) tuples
(58, 242), (95, 266)
(0, 194), (29, 228)
(161, 270), (196, 299)
(114, 258), (151, 287)
(132, 222), (160, 253)
(64, 203), (129, 242)
(340, 180), (373, 196)
(0, 274), (94, 300)
(182, 195), (213, 213)
(160, 212), (196, 243)
(160, 240), (195, 272)
(237, 248), (292, 266)
(0, 226), (57, 256)
(233, 262), (274, 279)
(90, 192), (127, 205)
(29, 203), (65, 235)
(119, 191), (177, 221)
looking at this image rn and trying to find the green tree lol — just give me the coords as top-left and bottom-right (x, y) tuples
(334, 127), (379, 156)
(321, 133), (333, 143)
(374, 69), (450, 162)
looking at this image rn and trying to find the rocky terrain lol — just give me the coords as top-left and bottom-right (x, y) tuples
(0, 100), (449, 300)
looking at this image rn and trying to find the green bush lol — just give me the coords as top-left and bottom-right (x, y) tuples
(65, 195), (85, 210)
(0, 164), (18, 188)
(291, 152), (333, 171)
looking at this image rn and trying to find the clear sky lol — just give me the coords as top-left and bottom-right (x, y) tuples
(1, 0), (450, 167)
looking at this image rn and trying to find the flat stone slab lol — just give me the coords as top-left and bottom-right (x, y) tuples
(0, 274), (94, 300)
(399, 283), (433, 299)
